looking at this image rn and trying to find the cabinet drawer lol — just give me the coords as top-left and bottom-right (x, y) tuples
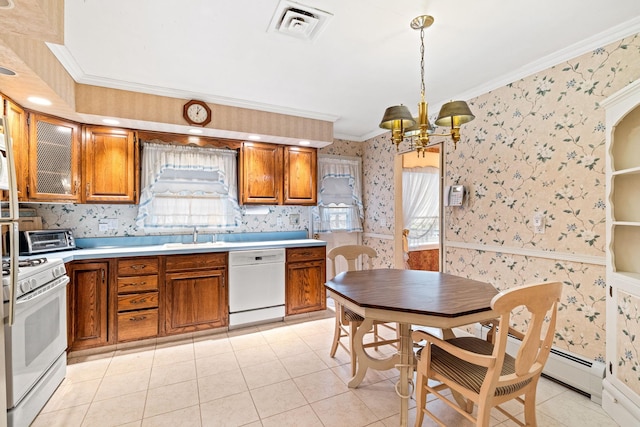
(117, 275), (158, 293)
(118, 258), (159, 275)
(165, 253), (227, 272)
(117, 309), (158, 342)
(286, 246), (326, 262)
(118, 292), (159, 311)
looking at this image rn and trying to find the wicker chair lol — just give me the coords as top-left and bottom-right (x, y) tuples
(412, 281), (563, 427)
(327, 245), (399, 376)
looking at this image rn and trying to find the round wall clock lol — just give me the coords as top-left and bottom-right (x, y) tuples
(183, 100), (212, 126)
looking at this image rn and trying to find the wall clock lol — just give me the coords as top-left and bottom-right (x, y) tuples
(183, 100), (212, 126)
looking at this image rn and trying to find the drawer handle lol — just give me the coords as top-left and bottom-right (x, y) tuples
(130, 265), (147, 270)
(133, 298), (147, 304)
(123, 281), (147, 287)
(129, 315), (147, 322)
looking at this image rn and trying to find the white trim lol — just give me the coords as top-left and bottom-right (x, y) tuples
(445, 241), (605, 266)
(363, 233), (394, 240)
(601, 78), (640, 109)
(453, 17), (640, 110)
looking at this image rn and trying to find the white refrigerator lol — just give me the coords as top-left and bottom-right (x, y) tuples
(0, 110), (20, 427)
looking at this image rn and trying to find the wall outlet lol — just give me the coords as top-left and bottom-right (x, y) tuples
(99, 218), (118, 231)
(277, 217), (283, 226)
(290, 214), (300, 225)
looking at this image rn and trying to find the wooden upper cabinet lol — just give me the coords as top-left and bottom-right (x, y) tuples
(240, 141), (283, 204)
(83, 125), (138, 203)
(283, 146), (317, 205)
(240, 142), (317, 205)
(28, 113), (82, 202)
(4, 99), (27, 200)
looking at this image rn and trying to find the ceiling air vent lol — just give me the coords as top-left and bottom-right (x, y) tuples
(267, 0), (333, 41)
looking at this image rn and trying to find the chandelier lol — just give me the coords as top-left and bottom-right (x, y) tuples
(379, 15), (475, 154)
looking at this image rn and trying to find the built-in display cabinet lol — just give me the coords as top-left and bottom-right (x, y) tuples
(602, 78), (640, 426)
(28, 113), (82, 202)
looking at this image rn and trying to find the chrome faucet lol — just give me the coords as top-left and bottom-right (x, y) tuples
(193, 227), (198, 244)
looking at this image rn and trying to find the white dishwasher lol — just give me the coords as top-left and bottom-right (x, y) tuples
(228, 248), (286, 328)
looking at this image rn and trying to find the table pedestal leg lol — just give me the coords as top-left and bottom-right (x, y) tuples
(347, 318), (399, 388)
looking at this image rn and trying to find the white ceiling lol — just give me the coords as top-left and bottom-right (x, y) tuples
(50, 0), (640, 141)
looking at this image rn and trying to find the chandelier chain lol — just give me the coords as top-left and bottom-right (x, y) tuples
(420, 26), (425, 99)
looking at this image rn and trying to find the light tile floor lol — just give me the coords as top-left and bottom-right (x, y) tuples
(33, 312), (618, 427)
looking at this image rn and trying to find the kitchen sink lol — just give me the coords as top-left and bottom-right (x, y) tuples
(162, 241), (228, 249)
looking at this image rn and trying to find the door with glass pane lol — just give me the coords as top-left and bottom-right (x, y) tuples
(400, 145), (441, 271)
(28, 113), (81, 202)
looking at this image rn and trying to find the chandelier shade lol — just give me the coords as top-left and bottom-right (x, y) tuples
(379, 105), (415, 129)
(434, 101), (475, 128)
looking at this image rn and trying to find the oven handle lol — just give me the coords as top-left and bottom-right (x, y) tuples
(16, 276), (70, 305)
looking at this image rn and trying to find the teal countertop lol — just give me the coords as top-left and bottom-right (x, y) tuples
(47, 236), (326, 263)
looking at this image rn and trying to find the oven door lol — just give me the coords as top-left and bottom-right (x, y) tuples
(4, 276), (68, 407)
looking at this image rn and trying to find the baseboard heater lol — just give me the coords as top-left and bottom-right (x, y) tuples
(475, 324), (605, 403)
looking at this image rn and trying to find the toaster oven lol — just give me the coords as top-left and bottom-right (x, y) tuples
(18, 229), (76, 254)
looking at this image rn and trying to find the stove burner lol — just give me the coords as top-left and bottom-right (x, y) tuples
(1, 257), (48, 276)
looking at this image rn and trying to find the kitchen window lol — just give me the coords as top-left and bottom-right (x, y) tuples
(136, 142), (241, 231)
(313, 156), (363, 233)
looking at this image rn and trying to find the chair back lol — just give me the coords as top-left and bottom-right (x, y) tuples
(327, 245), (377, 278)
(490, 281), (562, 382)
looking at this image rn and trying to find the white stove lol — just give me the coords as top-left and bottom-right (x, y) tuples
(2, 257), (67, 302)
(3, 256), (69, 427)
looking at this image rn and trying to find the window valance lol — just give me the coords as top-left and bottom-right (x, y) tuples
(136, 142), (241, 231)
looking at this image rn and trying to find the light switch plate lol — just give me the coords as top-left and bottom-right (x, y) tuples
(533, 213), (545, 234)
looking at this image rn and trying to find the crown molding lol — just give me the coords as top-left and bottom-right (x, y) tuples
(46, 43), (340, 124)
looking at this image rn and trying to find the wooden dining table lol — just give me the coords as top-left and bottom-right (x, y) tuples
(324, 269), (499, 426)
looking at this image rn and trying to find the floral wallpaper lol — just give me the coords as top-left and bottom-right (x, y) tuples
(442, 33), (640, 362)
(32, 203), (311, 238)
(618, 291), (640, 394)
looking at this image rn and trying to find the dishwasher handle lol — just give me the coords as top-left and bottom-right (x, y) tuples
(229, 249), (286, 266)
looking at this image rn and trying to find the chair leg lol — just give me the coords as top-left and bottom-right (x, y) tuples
(414, 369), (427, 427)
(523, 387), (538, 426)
(329, 306), (342, 358)
(476, 404), (491, 427)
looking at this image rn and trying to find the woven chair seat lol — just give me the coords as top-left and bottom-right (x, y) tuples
(416, 336), (531, 397)
(342, 308), (364, 323)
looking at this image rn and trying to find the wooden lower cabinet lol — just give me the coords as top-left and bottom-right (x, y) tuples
(285, 247), (326, 315)
(66, 247), (326, 350)
(117, 309), (159, 342)
(116, 257), (159, 342)
(67, 261), (109, 351)
(164, 253), (228, 334)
